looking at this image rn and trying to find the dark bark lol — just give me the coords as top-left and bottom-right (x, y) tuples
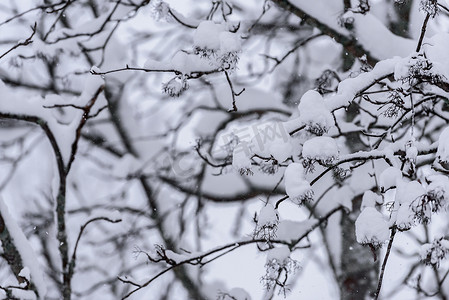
(0, 212), (39, 297)
(271, 0), (379, 66)
(0, 214), (26, 282)
(390, 0), (414, 38)
(339, 195), (379, 300)
(104, 82), (207, 300)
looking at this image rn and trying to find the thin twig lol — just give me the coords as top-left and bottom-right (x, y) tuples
(121, 206), (344, 299)
(68, 216), (122, 283)
(90, 64), (219, 78)
(374, 226), (397, 299)
(275, 195), (289, 209)
(416, 13), (430, 53)
(225, 70), (245, 112)
(66, 85), (105, 173)
(0, 22), (36, 60)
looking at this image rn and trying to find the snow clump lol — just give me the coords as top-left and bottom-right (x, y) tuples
(379, 166), (402, 192)
(355, 207), (390, 247)
(254, 204), (279, 240)
(284, 163), (313, 205)
(232, 147), (253, 176)
(302, 136), (339, 171)
(297, 90), (334, 135)
(420, 238), (449, 267)
(392, 180), (426, 230)
(193, 21), (241, 71)
(262, 246), (299, 291)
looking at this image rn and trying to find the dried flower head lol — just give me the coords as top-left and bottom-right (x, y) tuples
(194, 46), (217, 59)
(357, 0), (370, 14)
(253, 206), (279, 241)
(332, 167), (349, 183)
(419, 0), (439, 18)
(261, 253), (299, 296)
(259, 159), (279, 175)
(305, 123), (328, 136)
(402, 57), (444, 86)
(420, 238), (449, 267)
(411, 185), (447, 224)
(338, 14), (354, 30)
(151, 0), (170, 21)
(383, 90), (405, 118)
(302, 158), (315, 173)
(315, 69), (339, 93)
(238, 167), (254, 176)
(162, 76), (189, 97)
(219, 51), (240, 71)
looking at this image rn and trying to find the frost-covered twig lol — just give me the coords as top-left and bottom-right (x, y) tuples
(0, 22), (36, 60)
(67, 216), (122, 286)
(0, 1), (67, 26)
(121, 206), (343, 298)
(0, 196), (46, 298)
(90, 64), (220, 78)
(47, 0), (121, 44)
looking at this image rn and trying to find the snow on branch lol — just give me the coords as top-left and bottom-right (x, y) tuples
(0, 196), (46, 299)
